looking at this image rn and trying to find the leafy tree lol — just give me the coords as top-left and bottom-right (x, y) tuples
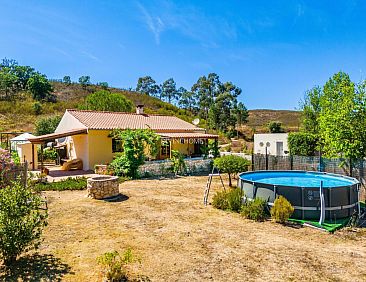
(136, 76), (160, 97)
(80, 90), (134, 112)
(27, 73), (55, 102)
(191, 73), (222, 120)
(109, 129), (160, 178)
(0, 58), (18, 69)
(214, 155), (250, 187)
(0, 181), (48, 265)
(161, 78), (178, 103)
(63, 75), (71, 85)
(35, 115), (62, 136)
(97, 81), (109, 89)
(79, 75), (91, 89)
(192, 74), (244, 133)
(178, 88), (196, 112)
(208, 92), (238, 131)
(288, 132), (318, 156)
(267, 121), (284, 133)
(12, 65), (35, 90)
(0, 68), (18, 99)
(235, 102), (248, 128)
(300, 86), (322, 134)
(318, 72), (366, 160)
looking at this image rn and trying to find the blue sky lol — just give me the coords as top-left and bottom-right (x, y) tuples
(1, 0), (366, 110)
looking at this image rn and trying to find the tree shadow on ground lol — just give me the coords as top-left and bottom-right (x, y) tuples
(0, 253), (73, 282)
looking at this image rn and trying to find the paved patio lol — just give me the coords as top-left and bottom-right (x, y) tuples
(31, 166), (98, 182)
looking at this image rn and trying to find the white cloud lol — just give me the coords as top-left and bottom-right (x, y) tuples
(136, 2), (165, 44)
(81, 50), (100, 62)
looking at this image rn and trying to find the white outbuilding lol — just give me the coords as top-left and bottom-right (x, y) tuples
(253, 133), (289, 156)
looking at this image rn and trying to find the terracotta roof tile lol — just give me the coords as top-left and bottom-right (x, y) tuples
(157, 132), (218, 139)
(67, 109), (204, 131)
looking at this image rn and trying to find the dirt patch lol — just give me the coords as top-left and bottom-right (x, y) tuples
(2, 176), (366, 281)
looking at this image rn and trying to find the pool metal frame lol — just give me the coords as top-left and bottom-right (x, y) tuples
(238, 170), (360, 221)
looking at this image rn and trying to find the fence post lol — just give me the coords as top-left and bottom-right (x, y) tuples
(251, 152), (255, 171)
(349, 158), (353, 177)
(290, 155), (293, 170)
(23, 161), (28, 187)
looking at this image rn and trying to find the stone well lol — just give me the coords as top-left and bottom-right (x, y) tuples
(87, 175), (119, 199)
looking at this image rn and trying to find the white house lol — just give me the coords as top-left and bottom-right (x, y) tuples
(253, 133), (289, 156)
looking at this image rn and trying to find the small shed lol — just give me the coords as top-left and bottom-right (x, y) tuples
(11, 133), (38, 169)
(10, 133), (35, 150)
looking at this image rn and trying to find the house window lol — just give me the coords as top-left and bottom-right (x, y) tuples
(112, 139), (123, 153)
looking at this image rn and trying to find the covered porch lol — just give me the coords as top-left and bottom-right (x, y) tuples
(157, 132), (218, 159)
(27, 128), (88, 171)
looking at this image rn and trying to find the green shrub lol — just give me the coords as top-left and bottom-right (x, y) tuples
(212, 188), (243, 212)
(226, 188), (243, 212)
(33, 102), (43, 115)
(240, 198), (268, 221)
(0, 181), (48, 265)
(170, 150), (186, 175)
(32, 177), (87, 191)
(268, 121), (285, 133)
(97, 248), (136, 281)
(212, 190), (228, 210)
(270, 196), (294, 223)
(38, 147), (58, 161)
(11, 151), (20, 165)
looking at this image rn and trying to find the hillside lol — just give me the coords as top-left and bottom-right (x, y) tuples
(0, 82), (198, 133)
(247, 109), (301, 132)
(0, 82), (302, 137)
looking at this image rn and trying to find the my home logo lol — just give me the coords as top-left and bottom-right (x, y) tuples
(162, 138), (206, 145)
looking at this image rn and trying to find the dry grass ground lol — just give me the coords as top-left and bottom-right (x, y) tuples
(2, 176), (366, 281)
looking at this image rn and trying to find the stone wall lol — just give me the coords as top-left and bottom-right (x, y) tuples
(87, 176), (119, 199)
(138, 158), (213, 178)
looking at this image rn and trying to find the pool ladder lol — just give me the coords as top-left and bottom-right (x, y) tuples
(203, 166), (226, 206)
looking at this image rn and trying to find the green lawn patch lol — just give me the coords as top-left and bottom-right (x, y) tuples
(33, 177), (87, 192)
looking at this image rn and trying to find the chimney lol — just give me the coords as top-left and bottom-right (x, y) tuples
(136, 104), (144, 114)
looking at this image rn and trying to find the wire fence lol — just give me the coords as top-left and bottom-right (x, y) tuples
(252, 154), (366, 185)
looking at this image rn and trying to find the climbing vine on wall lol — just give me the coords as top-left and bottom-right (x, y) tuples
(109, 129), (160, 178)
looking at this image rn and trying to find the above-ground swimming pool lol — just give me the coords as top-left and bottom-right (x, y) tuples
(238, 171), (360, 220)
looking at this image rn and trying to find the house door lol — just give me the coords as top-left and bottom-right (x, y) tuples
(193, 139), (203, 156)
(276, 142), (283, 156)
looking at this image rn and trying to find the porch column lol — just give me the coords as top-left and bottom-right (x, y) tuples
(31, 144), (35, 170)
(169, 140), (172, 159)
